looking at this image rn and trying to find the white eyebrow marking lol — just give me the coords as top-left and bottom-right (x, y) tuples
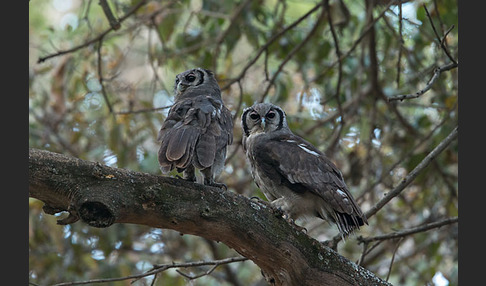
(298, 144), (320, 157)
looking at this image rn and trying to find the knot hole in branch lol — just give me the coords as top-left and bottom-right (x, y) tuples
(79, 201), (115, 228)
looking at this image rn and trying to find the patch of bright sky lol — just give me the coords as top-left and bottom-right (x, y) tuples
(300, 88), (325, 119)
(52, 0), (79, 30)
(91, 249), (106, 260)
(103, 148), (118, 167)
(153, 90), (174, 117)
(432, 271), (449, 286)
(390, 2), (422, 26)
(150, 242), (165, 254)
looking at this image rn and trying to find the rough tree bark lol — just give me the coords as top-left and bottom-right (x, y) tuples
(29, 148), (391, 286)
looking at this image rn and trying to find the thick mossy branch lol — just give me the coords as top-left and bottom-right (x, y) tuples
(29, 148), (390, 286)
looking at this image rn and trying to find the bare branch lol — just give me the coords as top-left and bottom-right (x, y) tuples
(386, 238), (403, 282)
(96, 37), (113, 114)
(231, 80), (244, 122)
(37, 0), (148, 63)
(365, 126), (458, 219)
(388, 62), (457, 102)
(260, 2), (327, 102)
(99, 0), (121, 30)
(310, 0), (398, 84)
(423, 4), (457, 65)
(358, 217), (458, 244)
(356, 117), (448, 204)
(50, 257), (248, 286)
(324, 0), (345, 153)
(396, 1), (404, 87)
(211, 0), (253, 71)
(221, 1), (325, 91)
(113, 105), (172, 115)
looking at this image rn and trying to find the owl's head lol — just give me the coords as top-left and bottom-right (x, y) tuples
(174, 68), (220, 98)
(241, 103), (289, 137)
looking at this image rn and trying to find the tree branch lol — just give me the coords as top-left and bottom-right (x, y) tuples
(51, 257), (249, 286)
(99, 0), (121, 30)
(29, 148), (390, 286)
(309, 0), (398, 84)
(221, 1), (325, 91)
(259, 1), (327, 102)
(96, 37), (113, 114)
(37, 0), (148, 63)
(365, 126), (458, 219)
(358, 217), (458, 244)
(387, 62), (458, 102)
(423, 4), (457, 65)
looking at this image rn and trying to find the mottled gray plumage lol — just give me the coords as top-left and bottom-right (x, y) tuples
(158, 68), (233, 188)
(241, 103), (367, 235)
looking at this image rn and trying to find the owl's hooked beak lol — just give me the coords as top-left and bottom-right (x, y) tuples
(177, 81), (186, 93)
(260, 117), (266, 129)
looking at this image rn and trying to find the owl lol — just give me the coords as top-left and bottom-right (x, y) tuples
(241, 103), (367, 235)
(158, 68), (233, 189)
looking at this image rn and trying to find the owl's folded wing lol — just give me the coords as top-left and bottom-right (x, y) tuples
(158, 96), (232, 171)
(256, 134), (367, 226)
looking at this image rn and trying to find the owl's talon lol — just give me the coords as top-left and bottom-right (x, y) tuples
(271, 207), (307, 232)
(250, 196), (267, 203)
(287, 218), (307, 233)
(322, 238), (339, 251)
(174, 174), (196, 183)
(207, 181), (228, 190)
(271, 206), (285, 218)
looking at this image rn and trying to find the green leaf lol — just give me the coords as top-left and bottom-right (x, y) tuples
(157, 12), (178, 42)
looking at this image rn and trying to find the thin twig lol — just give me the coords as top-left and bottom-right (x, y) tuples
(221, 1), (325, 91)
(365, 126), (458, 219)
(396, 1), (403, 88)
(114, 105), (172, 115)
(386, 238), (403, 282)
(356, 117), (448, 203)
(211, 0), (253, 71)
(310, 0), (398, 84)
(441, 25), (455, 48)
(358, 217), (458, 244)
(260, 1), (327, 102)
(49, 257), (248, 286)
(423, 4), (457, 65)
(232, 80), (244, 122)
(324, 0), (345, 153)
(37, 0), (148, 63)
(264, 47), (270, 81)
(96, 37), (113, 113)
(388, 62), (457, 102)
(176, 264), (219, 280)
(325, 0), (343, 116)
(203, 238), (243, 286)
(99, 0), (121, 30)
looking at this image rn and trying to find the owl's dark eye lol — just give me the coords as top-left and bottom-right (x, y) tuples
(186, 74), (196, 82)
(266, 111), (276, 119)
(249, 113), (260, 120)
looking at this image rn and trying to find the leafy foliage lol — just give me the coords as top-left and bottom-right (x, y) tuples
(29, 0), (458, 285)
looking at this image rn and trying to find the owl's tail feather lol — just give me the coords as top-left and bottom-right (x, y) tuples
(334, 211), (366, 235)
(158, 126), (199, 172)
(195, 134), (216, 168)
